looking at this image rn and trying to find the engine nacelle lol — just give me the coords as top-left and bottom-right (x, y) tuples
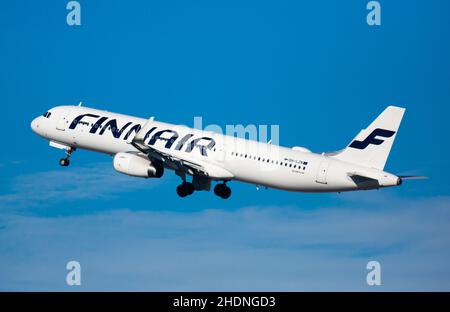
(113, 152), (164, 178)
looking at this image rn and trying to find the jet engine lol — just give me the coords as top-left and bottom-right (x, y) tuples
(113, 152), (164, 178)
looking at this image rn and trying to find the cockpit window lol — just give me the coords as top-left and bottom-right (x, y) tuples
(42, 112), (52, 118)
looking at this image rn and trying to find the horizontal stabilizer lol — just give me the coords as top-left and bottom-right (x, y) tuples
(348, 172), (380, 189)
(398, 175), (428, 180)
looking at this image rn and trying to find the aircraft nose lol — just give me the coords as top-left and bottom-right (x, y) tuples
(31, 117), (40, 133)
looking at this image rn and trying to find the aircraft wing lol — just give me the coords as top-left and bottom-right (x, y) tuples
(127, 118), (234, 180)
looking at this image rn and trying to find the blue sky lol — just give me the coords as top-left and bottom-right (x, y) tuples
(0, 0), (449, 290)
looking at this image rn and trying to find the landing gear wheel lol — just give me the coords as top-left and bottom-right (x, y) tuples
(214, 183), (224, 196)
(214, 183), (231, 199)
(176, 184), (187, 197)
(59, 147), (75, 167)
(185, 182), (195, 195)
(221, 185), (231, 199)
(176, 182), (195, 198)
(59, 158), (70, 167)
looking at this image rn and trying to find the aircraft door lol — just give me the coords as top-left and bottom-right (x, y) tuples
(211, 134), (226, 163)
(216, 147), (226, 163)
(316, 161), (329, 184)
(56, 109), (71, 131)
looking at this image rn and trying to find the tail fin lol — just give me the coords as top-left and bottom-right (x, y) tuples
(330, 106), (405, 170)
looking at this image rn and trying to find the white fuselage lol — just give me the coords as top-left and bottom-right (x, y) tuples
(31, 106), (401, 193)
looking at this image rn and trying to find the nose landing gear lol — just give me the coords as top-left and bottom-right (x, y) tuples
(59, 158), (70, 167)
(59, 147), (75, 167)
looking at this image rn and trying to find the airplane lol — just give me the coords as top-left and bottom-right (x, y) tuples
(30, 104), (423, 199)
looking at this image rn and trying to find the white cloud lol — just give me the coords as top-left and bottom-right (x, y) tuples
(0, 195), (449, 291)
(0, 162), (162, 211)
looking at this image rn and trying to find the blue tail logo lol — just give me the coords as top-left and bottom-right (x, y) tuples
(349, 128), (395, 150)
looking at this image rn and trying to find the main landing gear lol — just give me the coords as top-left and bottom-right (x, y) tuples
(176, 182), (195, 198)
(214, 183), (231, 199)
(176, 181), (232, 199)
(59, 147), (75, 167)
(175, 172), (231, 199)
